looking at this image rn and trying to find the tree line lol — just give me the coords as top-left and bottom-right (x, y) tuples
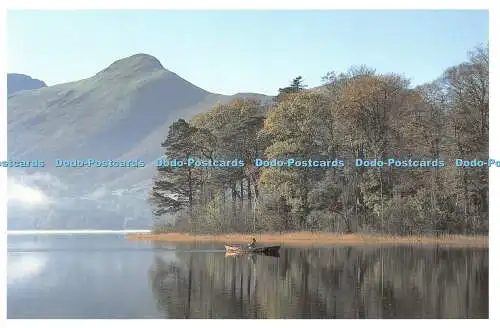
(149, 45), (489, 235)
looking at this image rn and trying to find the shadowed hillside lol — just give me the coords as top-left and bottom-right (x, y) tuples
(7, 73), (47, 95)
(7, 54), (272, 229)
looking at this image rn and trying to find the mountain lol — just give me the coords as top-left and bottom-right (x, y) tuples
(7, 53), (272, 230)
(7, 73), (47, 95)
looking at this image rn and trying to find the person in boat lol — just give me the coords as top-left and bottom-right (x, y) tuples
(248, 238), (257, 249)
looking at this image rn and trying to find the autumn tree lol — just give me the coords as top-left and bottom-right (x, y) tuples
(191, 98), (267, 230)
(150, 46), (489, 236)
(442, 45), (489, 232)
(261, 91), (331, 229)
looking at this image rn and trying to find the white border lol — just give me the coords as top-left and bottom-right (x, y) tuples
(1, 5), (6, 326)
(1, 1), (496, 327)
(1, 0), (493, 9)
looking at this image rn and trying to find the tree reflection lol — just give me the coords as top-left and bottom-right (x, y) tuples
(149, 246), (488, 319)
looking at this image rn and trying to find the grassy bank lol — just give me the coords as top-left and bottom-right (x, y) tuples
(127, 232), (488, 247)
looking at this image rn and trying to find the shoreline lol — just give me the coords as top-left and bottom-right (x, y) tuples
(127, 232), (488, 248)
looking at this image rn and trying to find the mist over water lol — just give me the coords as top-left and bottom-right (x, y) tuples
(7, 170), (154, 230)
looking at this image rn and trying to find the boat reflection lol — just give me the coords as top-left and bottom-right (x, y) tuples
(225, 251), (280, 258)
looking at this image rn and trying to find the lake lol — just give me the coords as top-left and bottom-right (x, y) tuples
(7, 233), (489, 319)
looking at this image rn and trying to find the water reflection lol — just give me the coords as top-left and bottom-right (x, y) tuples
(8, 253), (47, 285)
(8, 235), (161, 318)
(149, 245), (488, 319)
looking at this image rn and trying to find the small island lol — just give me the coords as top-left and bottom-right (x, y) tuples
(140, 46), (489, 250)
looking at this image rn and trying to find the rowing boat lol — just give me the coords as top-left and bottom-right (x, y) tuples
(224, 245), (280, 254)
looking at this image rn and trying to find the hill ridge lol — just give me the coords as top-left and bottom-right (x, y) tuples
(7, 73), (47, 95)
(96, 53), (165, 77)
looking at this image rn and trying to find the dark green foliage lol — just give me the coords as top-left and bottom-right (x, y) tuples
(275, 76), (308, 102)
(149, 119), (214, 217)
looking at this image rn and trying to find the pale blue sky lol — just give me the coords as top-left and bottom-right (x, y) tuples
(7, 10), (488, 95)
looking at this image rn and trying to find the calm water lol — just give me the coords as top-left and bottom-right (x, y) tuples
(7, 234), (489, 319)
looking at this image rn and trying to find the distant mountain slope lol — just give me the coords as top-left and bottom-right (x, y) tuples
(7, 53), (272, 229)
(8, 54), (211, 161)
(7, 73), (47, 95)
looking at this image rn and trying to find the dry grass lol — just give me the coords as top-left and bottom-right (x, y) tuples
(127, 232), (488, 248)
